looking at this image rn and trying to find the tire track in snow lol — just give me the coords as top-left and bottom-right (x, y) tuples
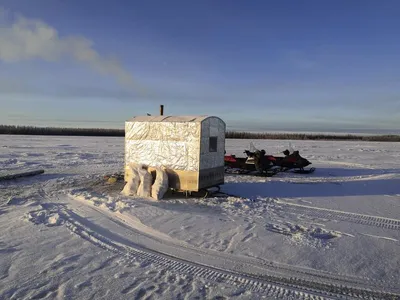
(277, 200), (400, 230)
(58, 207), (399, 300)
(33, 179), (400, 299)
(69, 193), (398, 290)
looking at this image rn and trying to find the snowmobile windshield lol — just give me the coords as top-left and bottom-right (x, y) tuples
(288, 142), (295, 154)
(249, 142), (258, 152)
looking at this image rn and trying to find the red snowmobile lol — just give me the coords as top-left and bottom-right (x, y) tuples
(224, 144), (315, 176)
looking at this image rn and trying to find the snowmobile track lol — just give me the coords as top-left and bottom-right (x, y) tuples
(69, 192), (398, 289)
(279, 201), (400, 230)
(58, 207), (399, 300)
(32, 179), (400, 299)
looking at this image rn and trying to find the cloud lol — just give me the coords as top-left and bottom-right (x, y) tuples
(0, 8), (137, 89)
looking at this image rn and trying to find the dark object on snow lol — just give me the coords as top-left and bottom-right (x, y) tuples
(278, 150), (313, 172)
(224, 147), (315, 175)
(253, 150), (274, 174)
(103, 172), (125, 184)
(0, 169), (45, 181)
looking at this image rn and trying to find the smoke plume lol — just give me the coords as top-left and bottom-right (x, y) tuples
(0, 8), (134, 87)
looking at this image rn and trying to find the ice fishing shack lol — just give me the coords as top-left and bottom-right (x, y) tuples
(124, 115), (226, 192)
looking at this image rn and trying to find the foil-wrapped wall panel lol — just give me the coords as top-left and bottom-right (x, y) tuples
(125, 121), (201, 171)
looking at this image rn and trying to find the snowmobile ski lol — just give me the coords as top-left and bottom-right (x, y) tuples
(225, 167), (280, 177)
(291, 167), (316, 174)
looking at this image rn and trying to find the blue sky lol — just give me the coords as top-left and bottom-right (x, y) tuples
(0, 0), (399, 132)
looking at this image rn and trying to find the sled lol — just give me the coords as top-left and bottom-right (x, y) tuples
(169, 185), (237, 198)
(0, 169), (45, 181)
(100, 172), (236, 199)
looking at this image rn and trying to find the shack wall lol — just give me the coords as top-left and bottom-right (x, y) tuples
(198, 117), (226, 189)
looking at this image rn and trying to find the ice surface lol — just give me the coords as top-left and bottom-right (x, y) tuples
(1, 135), (400, 299)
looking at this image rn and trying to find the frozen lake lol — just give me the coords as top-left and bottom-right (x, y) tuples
(1, 135), (399, 299)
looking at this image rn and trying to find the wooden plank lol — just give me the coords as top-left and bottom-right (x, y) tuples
(0, 169), (45, 181)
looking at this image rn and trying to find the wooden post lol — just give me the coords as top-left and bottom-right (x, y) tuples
(160, 105), (164, 116)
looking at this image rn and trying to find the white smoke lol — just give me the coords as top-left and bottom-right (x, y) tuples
(0, 8), (134, 87)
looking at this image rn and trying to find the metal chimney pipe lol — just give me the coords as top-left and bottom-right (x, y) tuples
(160, 105), (164, 116)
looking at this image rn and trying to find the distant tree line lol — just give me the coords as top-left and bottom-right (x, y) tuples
(0, 125), (124, 137)
(226, 131), (400, 142)
(1, 125), (399, 142)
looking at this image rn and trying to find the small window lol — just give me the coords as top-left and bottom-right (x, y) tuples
(209, 136), (218, 152)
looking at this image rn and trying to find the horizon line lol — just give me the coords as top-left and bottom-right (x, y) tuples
(1, 123), (400, 137)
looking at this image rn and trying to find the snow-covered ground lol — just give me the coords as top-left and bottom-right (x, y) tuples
(1, 135), (399, 299)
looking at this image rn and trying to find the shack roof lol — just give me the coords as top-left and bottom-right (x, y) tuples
(127, 115), (215, 123)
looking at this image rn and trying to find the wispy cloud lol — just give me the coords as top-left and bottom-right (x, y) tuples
(0, 7), (139, 90)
